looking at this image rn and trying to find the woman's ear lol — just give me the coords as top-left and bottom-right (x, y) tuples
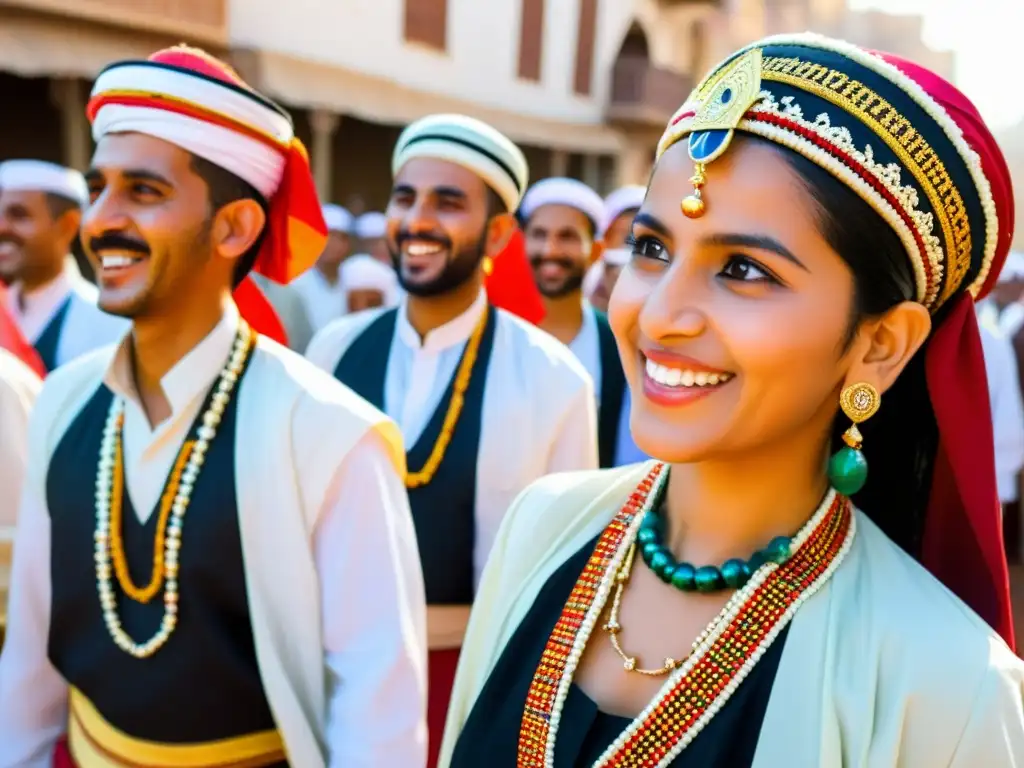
(845, 300), (932, 394)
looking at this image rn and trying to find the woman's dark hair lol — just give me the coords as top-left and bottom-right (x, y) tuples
(189, 154), (269, 287)
(773, 141), (939, 558)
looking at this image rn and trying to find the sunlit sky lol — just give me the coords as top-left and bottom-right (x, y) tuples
(849, 0), (1023, 131)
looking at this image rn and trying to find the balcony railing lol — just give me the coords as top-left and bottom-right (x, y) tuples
(606, 56), (693, 128)
(0, 0), (229, 45)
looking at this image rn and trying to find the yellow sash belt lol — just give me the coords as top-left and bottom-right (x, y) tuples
(68, 687), (287, 767)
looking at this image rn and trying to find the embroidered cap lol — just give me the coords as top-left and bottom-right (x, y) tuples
(87, 45), (327, 285)
(658, 33), (1010, 314)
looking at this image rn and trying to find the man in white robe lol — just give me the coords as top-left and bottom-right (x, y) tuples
(293, 203), (355, 332)
(0, 160), (128, 372)
(520, 178), (628, 468)
(0, 45), (426, 768)
(305, 113), (597, 767)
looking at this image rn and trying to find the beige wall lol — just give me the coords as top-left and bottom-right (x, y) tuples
(229, 0), (637, 127)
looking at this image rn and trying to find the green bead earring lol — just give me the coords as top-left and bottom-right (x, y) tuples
(828, 382), (880, 496)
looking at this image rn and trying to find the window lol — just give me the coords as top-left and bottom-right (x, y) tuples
(518, 0), (545, 81)
(404, 0), (448, 51)
(573, 0), (598, 96)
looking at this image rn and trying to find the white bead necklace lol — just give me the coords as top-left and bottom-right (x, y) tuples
(93, 322), (254, 659)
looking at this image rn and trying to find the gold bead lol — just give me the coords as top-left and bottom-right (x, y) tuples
(681, 195), (706, 219)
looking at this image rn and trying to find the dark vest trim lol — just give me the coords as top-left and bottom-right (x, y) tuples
(33, 295), (72, 372)
(594, 309), (626, 469)
(333, 306), (498, 603)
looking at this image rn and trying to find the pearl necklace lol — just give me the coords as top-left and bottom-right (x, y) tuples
(93, 322), (254, 659)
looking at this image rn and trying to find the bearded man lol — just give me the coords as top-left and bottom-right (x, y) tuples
(306, 113), (598, 768)
(521, 177), (629, 468)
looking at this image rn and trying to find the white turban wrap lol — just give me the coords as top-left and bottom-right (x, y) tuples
(393, 114), (529, 212)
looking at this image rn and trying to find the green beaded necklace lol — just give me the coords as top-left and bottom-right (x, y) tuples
(638, 502), (793, 593)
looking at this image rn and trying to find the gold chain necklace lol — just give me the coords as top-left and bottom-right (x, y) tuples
(603, 542), (731, 677)
(405, 307), (488, 489)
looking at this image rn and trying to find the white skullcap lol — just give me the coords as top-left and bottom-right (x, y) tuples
(393, 113), (529, 212)
(520, 177), (605, 233)
(601, 185), (646, 235)
(355, 212), (387, 240)
(999, 251), (1024, 283)
(322, 204), (354, 234)
(341, 254), (399, 305)
(88, 48), (295, 200)
(0, 160), (88, 207)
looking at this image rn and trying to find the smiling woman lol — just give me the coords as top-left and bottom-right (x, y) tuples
(440, 33), (1024, 768)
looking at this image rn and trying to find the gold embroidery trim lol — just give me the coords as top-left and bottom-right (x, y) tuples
(745, 91), (938, 305)
(760, 56), (971, 306)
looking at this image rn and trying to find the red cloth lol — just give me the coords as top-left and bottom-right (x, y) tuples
(879, 52), (1016, 649)
(53, 737), (74, 767)
(232, 276), (288, 347)
(0, 283), (45, 377)
(427, 648), (460, 768)
(485, 229), (545, 326)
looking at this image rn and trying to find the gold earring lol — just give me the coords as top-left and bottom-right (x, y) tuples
(828, 382), (880, 495)
(481, 256), (494, 276)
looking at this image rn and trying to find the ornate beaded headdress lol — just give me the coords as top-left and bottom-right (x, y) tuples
(657, 34), (1008, 315)
(657, 33), (1017, 646)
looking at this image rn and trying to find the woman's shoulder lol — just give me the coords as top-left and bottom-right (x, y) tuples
(832, 510), (1023, 746)
(845, 510), (1015, 658)
(483, 463), (654, 600)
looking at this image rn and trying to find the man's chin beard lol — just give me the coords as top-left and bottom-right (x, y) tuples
(538, 272), (585, 299)
(392, 247), (485, 298)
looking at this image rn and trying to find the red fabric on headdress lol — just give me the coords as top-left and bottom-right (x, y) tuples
(0, 283), (45, 377)
(233, 276), (288, 347)
(879, 52), (1016, 649)
(485, 228), (545, 325)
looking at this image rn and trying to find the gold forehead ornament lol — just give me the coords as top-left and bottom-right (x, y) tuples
(681, 48), (764, 219)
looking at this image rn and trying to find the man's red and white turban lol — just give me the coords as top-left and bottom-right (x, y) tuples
(87, 46), (326, 287)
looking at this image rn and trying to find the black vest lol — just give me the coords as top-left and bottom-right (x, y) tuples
(46, 370), (283, 755)
(33, 296), (72, 373)
(333, 307), (497, 604)
(594, 310), (626, 469)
